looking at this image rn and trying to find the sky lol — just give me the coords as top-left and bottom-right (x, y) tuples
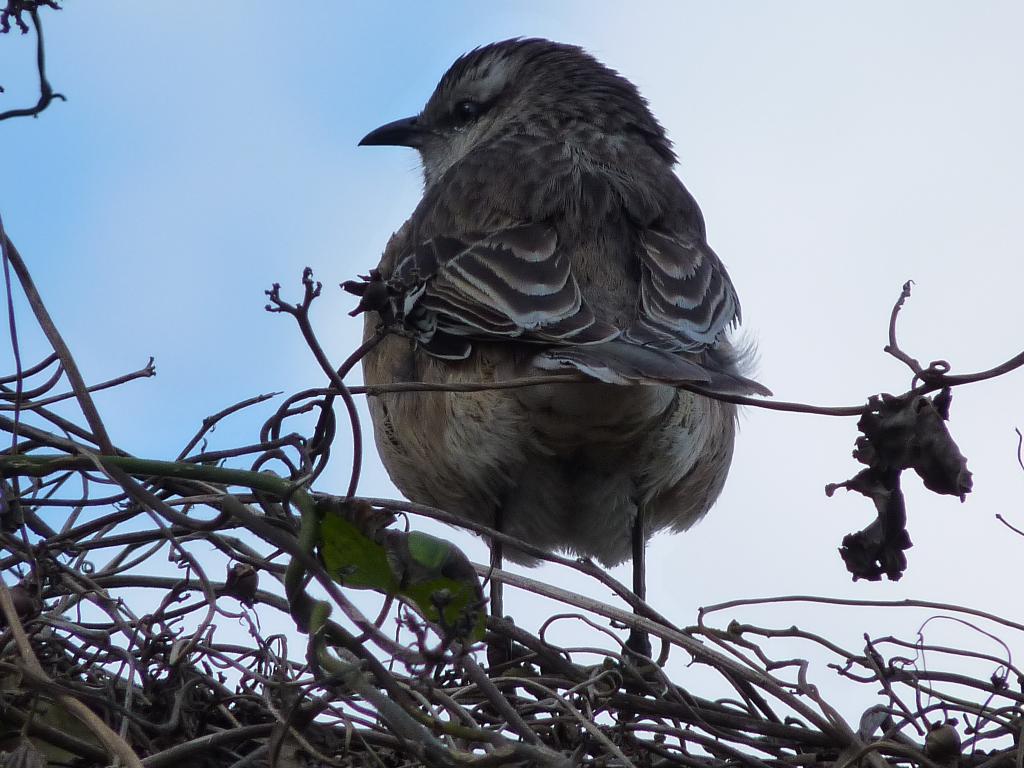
(2, 1), (1023, 724)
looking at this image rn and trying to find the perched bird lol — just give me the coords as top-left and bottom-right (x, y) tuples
(353, 38), (768, 653)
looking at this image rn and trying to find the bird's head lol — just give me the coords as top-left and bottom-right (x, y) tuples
(359, 38), (676, 187)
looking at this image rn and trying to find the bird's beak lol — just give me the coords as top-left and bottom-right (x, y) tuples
(358, 116), (424, 148)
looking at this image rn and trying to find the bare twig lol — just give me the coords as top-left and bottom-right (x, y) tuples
(1, 232), (114, 452)
(0, 251), (1020, 767)
(0, 5), (66, 121)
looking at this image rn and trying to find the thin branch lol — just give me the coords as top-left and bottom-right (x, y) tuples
(700, 595), (1024, 635)
(0, 357), (156, 411)
(1, 232), (115, 452)
(351, 376), (866, 416)
(0, 5), (65, 121)
(176, 390), (280, 460)
(266, 269), (365, 498)
(140, 724), (274, 768)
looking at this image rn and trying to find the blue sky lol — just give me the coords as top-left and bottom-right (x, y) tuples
(3, 1), (1024, 712)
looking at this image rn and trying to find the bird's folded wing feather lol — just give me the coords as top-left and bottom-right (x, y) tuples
(388, 219), (768, 394)
(625, 228), (741, 352)
(392, 222), (619, 345)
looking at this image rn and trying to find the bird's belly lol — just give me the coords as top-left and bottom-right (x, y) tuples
(501, 381), (733, 566)
(363, 334), (735, 567)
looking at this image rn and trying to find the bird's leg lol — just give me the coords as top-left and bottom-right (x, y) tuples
(625, 507), (653, 659)
(486, 509), (512, 668)
(489, 510), (504, 619)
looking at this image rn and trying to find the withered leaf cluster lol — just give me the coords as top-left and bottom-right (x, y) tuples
(828, 388), (972, 581)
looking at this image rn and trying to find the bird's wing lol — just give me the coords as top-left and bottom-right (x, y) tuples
(390, 222), (620, 353)
(624, 228), (741, 353)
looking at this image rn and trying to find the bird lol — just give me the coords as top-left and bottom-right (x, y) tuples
(351, 38), (768, 656)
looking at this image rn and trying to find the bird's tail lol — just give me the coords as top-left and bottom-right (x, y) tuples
(532, 341), (771, 396)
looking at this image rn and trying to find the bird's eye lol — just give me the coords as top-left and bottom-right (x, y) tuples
(453, 100), (482, 125)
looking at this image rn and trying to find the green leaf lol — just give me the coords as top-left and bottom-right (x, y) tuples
(318, 506), (398, 593)
(386, 530), (486, 642)
(316, 500), (485, 642)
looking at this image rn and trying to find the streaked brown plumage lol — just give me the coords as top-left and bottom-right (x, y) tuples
(354, 39), (767, 639)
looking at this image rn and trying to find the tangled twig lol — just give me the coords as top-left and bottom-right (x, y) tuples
(0, 236), (1021, 767)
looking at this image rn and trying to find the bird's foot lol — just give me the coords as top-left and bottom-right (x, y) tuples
(621, 629), (664, 691)
(486, 634), (514, 670)
(485, 615), (518, 671)
(624, 628), (653, 661)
